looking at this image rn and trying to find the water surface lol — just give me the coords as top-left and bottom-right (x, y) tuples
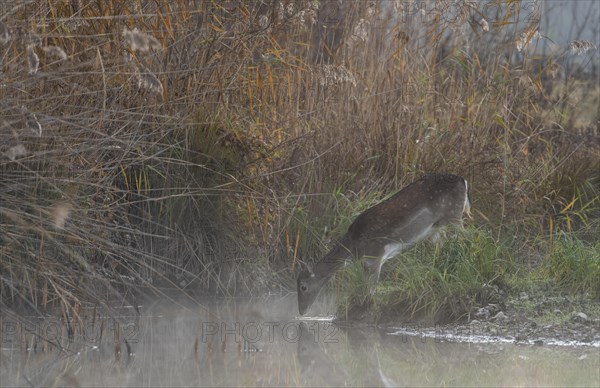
(1, 295), (598, 387)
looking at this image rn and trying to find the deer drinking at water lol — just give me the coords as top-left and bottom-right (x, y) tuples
(297, 173), (471, 315)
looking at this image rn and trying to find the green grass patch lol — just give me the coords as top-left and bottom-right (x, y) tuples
(335, 227), (600, 324)
(337, 226), (512, 323)
(540, 234), (600, 299)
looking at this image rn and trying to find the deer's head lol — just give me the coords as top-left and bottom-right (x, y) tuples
(297, 264), (323, 315)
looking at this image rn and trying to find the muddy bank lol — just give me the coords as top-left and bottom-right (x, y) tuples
(335, 291), (600, 347)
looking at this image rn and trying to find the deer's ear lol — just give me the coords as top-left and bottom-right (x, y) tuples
(299, 262), (315, 277)
(298, 261), (311, 272)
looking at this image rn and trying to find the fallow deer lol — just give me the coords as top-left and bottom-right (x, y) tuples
(297, 173), (471, 315)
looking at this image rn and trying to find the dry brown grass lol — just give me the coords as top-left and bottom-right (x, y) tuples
(0, 1), (598, 313)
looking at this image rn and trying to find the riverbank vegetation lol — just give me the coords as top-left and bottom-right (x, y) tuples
(335, 226), (599, 323)
(1, 1), (598, 323)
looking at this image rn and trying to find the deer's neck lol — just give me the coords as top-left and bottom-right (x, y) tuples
(313, 238), (354, 282)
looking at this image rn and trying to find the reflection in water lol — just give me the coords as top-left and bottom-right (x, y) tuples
(296, 321), (349, 386)
(1, 295), (598, 387)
